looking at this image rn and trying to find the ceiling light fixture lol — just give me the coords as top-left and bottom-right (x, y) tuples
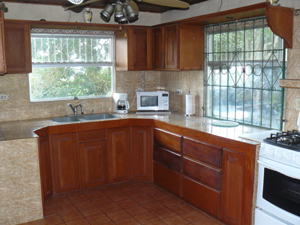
(100, 0), (139, 24)
(68, 0), (84, 5)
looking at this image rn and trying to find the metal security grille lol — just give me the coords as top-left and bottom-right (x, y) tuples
(203, 17), (285, 130)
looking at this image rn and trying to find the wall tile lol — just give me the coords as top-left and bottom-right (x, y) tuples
(286, 48), (300, 79)
(0, 139), (43, 225)
(0, 203), (12, 224)
(292, 15), (300, 49)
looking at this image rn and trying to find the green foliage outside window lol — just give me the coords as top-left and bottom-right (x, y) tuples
(29, 34), (113, 102)
(204, 18), (285, 130)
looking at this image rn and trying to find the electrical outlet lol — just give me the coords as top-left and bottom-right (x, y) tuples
(296, 98), (300, 111)
(0, 94), (8, 100)
(136, 88), (144, 92)
(176, 89), (182, 95)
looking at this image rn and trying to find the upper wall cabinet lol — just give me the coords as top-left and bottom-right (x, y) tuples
(153, 24), (203, 71)
(115, 27), (152, 71)
(4, 20), (32, 74)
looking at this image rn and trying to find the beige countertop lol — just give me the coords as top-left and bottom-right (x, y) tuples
(0, 112), (272, 145)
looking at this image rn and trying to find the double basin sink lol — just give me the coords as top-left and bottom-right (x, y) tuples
(51, 114), (119, 123)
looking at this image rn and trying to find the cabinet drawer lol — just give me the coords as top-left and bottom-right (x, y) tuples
(183, 137), (222, 168)
(154, 128), (182, 153)
(153, 145), (181, 172)
(78, 129), (106, 142)
(153, 161), (181, 196)
(183, 157), (221, 190)
(183, 176), (220, 218)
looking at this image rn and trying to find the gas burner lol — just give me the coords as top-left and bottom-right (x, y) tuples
(264, 130), (300, 151)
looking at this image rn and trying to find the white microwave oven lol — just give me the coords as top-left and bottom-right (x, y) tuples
(137, 91), (169, 111)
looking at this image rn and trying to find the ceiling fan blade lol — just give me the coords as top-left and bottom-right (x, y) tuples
(138, 0), (189, 9)
(64, 0), (100, 10)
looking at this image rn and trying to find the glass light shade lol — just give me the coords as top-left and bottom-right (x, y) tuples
(125, 4), (138, 23)
(100, 4), (114, 22)
(114, 2), (125, 21)
(67, 0), (84, 4)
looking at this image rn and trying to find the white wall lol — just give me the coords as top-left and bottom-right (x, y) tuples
(3, 2), (161, 26)
(161, 0), (300, 24)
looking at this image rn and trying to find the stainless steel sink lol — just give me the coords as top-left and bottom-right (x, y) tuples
(51, 114), (119, 123)
(51, 116), (81, 123)
(82, 114), (119, 120)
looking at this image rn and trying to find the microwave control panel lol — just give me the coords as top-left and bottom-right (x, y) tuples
(162, 93), (169, 110)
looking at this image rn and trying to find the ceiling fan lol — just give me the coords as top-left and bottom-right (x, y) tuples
(65, 0), (190, 24)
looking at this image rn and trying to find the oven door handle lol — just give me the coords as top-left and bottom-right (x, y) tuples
(258, 160), (300, 180)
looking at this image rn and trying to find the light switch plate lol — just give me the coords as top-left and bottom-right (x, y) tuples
(0, 94), (8, 100)
(296, 98), (300, 111)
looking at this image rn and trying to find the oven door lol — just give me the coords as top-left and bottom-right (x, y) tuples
(256, 156), (300, 225)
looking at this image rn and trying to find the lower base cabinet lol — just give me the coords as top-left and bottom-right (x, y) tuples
(39, 136), (52, 200)
(132, 126), (152, 181)
(182, 176), (221, 218)
(108, 127), (131, 183)
(52, 132), (80, 193)
(153, 161), (181, 196)
(79, 140), (108, 188)
(221, 149), (245, 225)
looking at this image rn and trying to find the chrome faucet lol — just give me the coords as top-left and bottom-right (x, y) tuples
(67, 102), (84, 115)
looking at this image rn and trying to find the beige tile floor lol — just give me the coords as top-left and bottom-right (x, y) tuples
(19, 181), (225, 225)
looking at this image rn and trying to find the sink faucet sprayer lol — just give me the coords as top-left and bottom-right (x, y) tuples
(67, 102), (84, 115)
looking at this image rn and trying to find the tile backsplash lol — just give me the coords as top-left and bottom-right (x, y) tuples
(284, 14), (300, 131)
(0, 70), (203, 122)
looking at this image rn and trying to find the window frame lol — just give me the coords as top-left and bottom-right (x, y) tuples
(203, 17), (286, 130)
(29, 33), (115, 102)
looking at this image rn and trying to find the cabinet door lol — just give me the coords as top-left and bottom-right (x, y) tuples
(132, 126), (152, 181)
(221, 149), (245, 225)
(4, 20), (31, 74)
(108, 127), (131, 183)
(0, 11), (6, 75)
(154, 128), (182, 153)
(128, 28), (152, 70)
(153, 161), (181, 196)
(52, 133), (80, 193)
(179, 24), (203, 70)
(183, 176), (220, 218)
(152, 27), (164, 70)
(79, 140), (108, 188)
(165, 24), (179, 70)
(39, 136), (52, 201)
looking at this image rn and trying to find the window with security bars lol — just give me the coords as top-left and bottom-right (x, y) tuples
(29, 32), (114, 102)
(203, 17), (286, 130)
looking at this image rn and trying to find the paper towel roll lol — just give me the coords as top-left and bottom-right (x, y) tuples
(186, 94), (193, 116)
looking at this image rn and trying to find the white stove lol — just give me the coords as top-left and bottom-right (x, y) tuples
(255, 130), (300, 225)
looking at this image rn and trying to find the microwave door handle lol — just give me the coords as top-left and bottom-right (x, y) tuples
(258, 160), (300, 180)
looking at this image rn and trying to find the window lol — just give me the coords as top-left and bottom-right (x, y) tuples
(203, 17), (285, 130)
(29, 30), (114, 102)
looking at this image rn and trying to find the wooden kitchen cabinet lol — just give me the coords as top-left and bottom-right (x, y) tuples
(182, 175), (221, 217)
(153, 23), (203, 71)
(115, 27), (152, 71)
(153, 145), (181, 172)
(152, 26), (164, 70)
(154, 128), (182, 153)
(52, 132), (80, 193)
(79, 140), (108, 188)
(4, 20), (31, 74)
(153, 161), (181, 196)
(132, 126), (152, 181)
(108, 127), (131, 183)
(38, 136), (52, 201)
(164, 24), (179, 70)
(221, 148), (245, 225)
